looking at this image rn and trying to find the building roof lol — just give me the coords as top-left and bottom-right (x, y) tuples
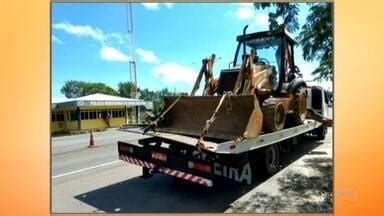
(52, 93), (153, 110)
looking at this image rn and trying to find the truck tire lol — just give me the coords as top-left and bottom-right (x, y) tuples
(261, 98), (286, 133)
(314, 126), (327, 140)
(249, 144), (280, 178)
(279, 138), (293, 153)
(263, 144), (280, 174)
(291, 86), (307, 125)
(251, 144), (280, 175)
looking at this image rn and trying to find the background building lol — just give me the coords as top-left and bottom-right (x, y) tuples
(51, 93), (153, 133)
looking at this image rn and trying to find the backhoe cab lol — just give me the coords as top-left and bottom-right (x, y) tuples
(220, 25), (305, 97)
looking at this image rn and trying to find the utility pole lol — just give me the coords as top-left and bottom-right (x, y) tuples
(126, 3), (140, 123)
(126, 2), (137, 99)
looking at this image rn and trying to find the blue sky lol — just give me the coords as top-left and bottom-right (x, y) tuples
(52, 3), (328, 101)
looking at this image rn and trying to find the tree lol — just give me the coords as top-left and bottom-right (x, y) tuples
(254, 3), (300, 33)
(138, 87), (188, 118)
(253, 3), (333, 81)
(297, 3), (333, 81)
(139, 88), (157, 101)
(60, 80), (118, 98)
(117, 81), (137, 98)
(137, 88), (162, 117)
(141, 88), (169, 117)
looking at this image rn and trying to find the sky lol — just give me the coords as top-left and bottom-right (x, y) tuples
(51, 3), (330, 101)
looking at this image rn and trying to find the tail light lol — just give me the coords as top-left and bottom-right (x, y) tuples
(119, 145), (133, 153)
(151, 151), (167, 162)
(188, 161), (211, 173)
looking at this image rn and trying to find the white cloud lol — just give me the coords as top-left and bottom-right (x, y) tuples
(52, 35), (63, 44)
(235, 3), (255, 20)
(53, 22), (133, 64)
(230, 4), (274, 25)
(53, 22), (130, 46)
(164, 3), (174, 8)
(297, 62), (317, 81)
(142, 3), (160, 10)
(100, 46), (130, 62)
(153, 62), (197, 84)
(106, 33), (129, 45)
(136, 48), (160, 64)
(53, 22), (105, 42)
(238, 3), (253, 7)
(142, 3), (174, 10)
(236, 6), (255, 20)
(254, 14), (269, 27)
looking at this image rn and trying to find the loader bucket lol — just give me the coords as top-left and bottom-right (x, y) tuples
(156, 95), (263, 140)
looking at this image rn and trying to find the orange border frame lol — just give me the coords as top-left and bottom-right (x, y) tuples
(1, 0), (384, 215)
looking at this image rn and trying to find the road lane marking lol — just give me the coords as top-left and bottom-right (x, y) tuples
(52, 160), (121, 179)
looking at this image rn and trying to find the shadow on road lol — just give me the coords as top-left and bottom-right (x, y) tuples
(229, 157), (332, 213)
(229, 136), (333, 213)
(74, 137), (329, 213)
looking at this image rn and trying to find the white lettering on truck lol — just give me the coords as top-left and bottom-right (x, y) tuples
(214, 162), (251, 184)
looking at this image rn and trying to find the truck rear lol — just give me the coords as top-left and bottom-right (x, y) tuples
(118, 134), (254, 186)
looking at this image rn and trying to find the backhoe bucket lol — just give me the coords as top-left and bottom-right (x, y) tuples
(156, 95), (263, 140)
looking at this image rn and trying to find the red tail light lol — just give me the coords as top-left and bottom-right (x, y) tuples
(188, 161), (211, 173)
(151, 151), (167, 162)
(119, 145), (133, 153)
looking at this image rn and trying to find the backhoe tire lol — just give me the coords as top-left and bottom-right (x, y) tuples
(292, 86), (307, 125)
(261, 98), (286, 133)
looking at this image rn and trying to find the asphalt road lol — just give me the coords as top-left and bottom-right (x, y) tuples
(51, 127), (333, 213)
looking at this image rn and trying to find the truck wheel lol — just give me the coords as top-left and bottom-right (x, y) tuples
(292, 86), (307, 125)
(314, 126), (327, 140)
(263, 144), (280, 175)
(249, 144), (280, 179)
(279, 139), (293, 153)
(261, 98), (286, 132)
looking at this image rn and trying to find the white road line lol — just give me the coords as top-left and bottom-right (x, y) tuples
(52, 160), (121, 179)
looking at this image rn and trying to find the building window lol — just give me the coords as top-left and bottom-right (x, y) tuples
(106, 109), (125, 118)
(81, 111), (89, 120)
(52, 111), (64, 122)
(90, 110), (97, 119)
(57, 113), (64, 121)
(70, 111), (78, 121)
(69, 109), (125, 121)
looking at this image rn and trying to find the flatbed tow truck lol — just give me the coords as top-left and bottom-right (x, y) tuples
(117, 26), (332, 187)
(118, 118), (328, 186)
